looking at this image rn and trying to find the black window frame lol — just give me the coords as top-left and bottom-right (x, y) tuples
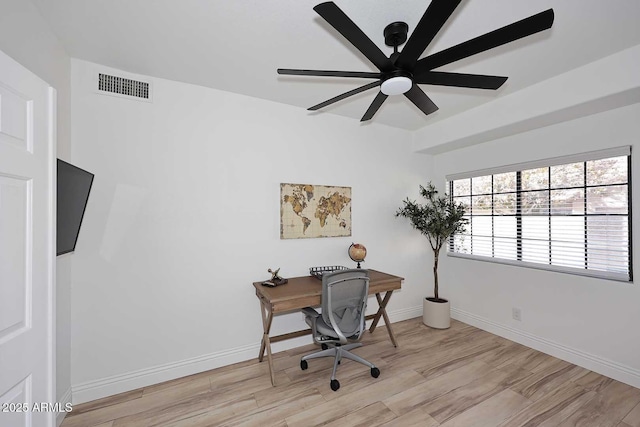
(448, 148), (633, 282)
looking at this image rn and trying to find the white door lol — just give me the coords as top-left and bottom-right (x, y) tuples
(0, 50), (56, 427)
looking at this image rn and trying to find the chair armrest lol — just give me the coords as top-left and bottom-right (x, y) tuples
(301, 307), (320, 318)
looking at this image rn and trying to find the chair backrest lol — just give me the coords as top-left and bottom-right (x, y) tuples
(321, 269), (370, 340)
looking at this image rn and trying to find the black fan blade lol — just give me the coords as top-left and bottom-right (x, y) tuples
(414, 71), (508, 89)
(314, 2), (393, 72)
(277, 69), (381, 79)
(415, 9), (554, 74)
(361, 92), (388, 121)
(404, 85), (439, 116)
(395, 0), (461, 70)
(309, 81), (381, 111)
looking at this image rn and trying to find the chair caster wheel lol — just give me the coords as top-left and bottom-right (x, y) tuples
(321, 343), (328, 350)
(371, 367), (380, 378)
(300, 360), (308, 370)
(330, 379), (340, 391)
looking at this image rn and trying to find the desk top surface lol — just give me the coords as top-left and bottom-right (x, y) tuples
(253, 269), (403, 308)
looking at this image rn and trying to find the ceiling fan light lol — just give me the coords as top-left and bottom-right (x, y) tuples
(381, 76), (412, 96)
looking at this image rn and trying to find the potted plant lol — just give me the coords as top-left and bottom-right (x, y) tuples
(396, 183), (467, 329)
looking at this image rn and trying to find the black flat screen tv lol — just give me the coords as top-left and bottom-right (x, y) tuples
(57, 159), (94, 256)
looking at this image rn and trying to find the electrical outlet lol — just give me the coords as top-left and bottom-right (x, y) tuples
(512, 307), (522, 321)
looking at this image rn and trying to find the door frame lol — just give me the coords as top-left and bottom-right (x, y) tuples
(48, 86), (58, 427)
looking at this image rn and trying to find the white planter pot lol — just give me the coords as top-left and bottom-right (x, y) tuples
(422, 298), (450, 329)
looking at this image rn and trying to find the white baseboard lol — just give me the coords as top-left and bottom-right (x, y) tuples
(451, 307), (640, 389)
(72, 307), (422, 404)
(72, 342), (258, 404)
(386, 305), (423, 322)
(56, 388), (72, 427)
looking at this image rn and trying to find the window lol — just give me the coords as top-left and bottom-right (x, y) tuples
(448, 147), (632, 282)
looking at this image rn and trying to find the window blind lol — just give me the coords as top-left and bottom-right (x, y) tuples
(448, 147), (632, 282)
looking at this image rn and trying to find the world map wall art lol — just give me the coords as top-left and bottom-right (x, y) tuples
(280, 183), (352, 239)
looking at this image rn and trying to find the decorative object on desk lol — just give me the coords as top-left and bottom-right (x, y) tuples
(396, 182), (467, 329)
(309, 265), (348, 280)
(280, 183), (351, 239)
(348, 243), (367, 268)
(266, 268), (288, 286)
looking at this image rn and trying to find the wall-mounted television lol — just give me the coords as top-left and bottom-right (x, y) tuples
(57, 159), (94, 256)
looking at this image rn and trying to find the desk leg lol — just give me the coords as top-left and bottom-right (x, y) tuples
(257, 298), (276, 386)
(369, 291), (398, 347)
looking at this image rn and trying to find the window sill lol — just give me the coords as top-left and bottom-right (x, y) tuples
(446, 252), (632, 283)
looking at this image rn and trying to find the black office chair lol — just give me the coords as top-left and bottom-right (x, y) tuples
(300, 269), (380, 391)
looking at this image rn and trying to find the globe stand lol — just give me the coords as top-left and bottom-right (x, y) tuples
(355, 261), (363, 269)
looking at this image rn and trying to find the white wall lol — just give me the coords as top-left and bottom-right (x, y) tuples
(430, 103), (640, 388)
(69, 59), (431, 402)
(0, 0), (72, 413)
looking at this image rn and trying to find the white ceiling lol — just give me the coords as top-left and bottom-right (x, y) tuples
(32, 0), (640, 131)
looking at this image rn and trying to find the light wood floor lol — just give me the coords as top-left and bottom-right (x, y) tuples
(62, 318), (640, 427)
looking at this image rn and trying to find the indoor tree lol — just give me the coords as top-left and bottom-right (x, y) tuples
(396, 183), (467, 302)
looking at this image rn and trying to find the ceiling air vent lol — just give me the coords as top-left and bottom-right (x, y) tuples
(98, 73), (150, 100)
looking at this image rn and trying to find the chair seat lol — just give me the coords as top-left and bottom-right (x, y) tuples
(304, 313), (359, 340)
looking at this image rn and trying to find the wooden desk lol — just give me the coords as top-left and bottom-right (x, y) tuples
(253, 269), (403, 386)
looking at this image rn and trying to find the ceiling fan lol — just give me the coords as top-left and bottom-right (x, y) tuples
(277, 1), (554, 122)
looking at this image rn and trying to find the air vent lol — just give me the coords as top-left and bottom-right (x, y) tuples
(98, 73), (149, 99)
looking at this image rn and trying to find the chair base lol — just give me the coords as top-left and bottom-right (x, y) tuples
(301, 343), (379, 390)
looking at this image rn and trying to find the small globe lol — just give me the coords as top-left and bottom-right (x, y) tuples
(348, 243), (367, 263)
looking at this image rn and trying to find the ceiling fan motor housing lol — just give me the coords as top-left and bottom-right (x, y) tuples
(382, 22), (412, 95)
